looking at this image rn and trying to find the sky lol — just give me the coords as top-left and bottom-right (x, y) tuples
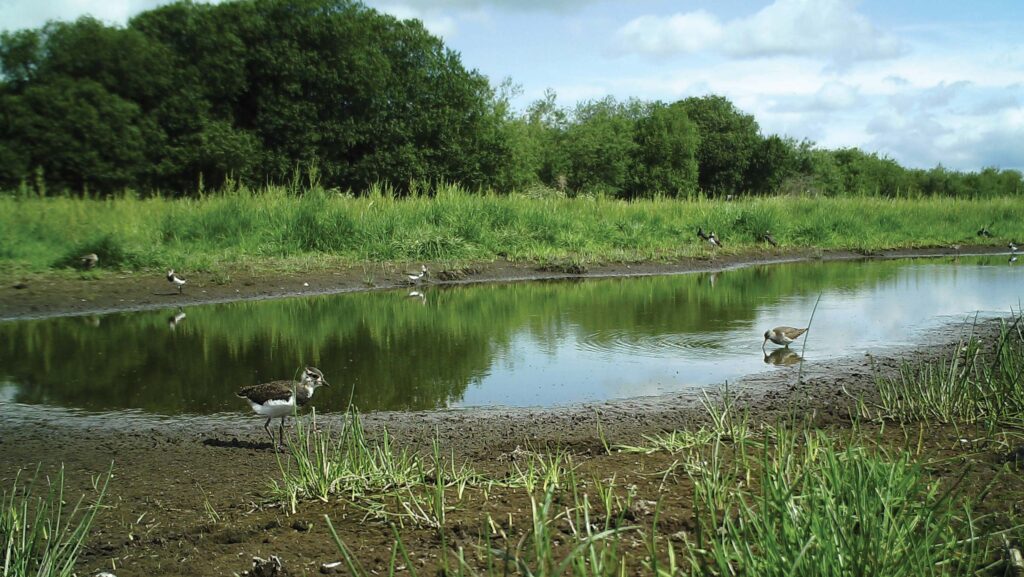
(2, 0), (1022, 172)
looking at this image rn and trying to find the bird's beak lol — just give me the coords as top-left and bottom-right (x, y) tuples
(321, 380), (330, 387)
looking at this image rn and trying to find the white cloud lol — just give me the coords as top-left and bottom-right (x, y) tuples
(724, 0), (905, 64)
(613, 11), (722, 57)
(614, 0), (905, 67)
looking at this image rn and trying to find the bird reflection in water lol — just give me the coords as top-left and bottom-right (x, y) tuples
(763, 348), (802, 366)
(168, 308), (186, 330)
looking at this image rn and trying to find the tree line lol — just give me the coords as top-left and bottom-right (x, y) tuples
(1, 0), (1020, 198)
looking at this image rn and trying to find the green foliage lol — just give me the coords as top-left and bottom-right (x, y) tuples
(677, 95), (761, 197)
(2, 189), (1024, 276)
(1, 465), (111, 577)
(873, 320), (1024, 427)
(0, 0), (505, 195)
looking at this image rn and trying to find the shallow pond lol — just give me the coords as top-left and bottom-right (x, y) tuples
(1, 255), (1021, 415)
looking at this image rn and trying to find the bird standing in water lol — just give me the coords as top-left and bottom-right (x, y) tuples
(763, 326), (808, 352)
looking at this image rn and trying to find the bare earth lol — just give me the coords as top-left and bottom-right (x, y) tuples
(1, 246), (1021, 576)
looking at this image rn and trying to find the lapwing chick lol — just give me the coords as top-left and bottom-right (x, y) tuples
(763, 326), (808, 352)
(406, 264), (428, 284)
(166, 269), (186, 293)
(761, 231), (778, 247)
(80, 253), (99, 270)
(708, 231), (722, 248)
(236, 367), (329, 449)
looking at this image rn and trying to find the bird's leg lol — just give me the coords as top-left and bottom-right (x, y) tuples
(263, 416), (275, 448)
(278, 416), (286, 450)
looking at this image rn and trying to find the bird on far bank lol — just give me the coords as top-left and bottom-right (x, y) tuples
(406, 264), (428, 284)
(80, 253), (98, 270)
(236, 367), (329, 450)
(760, 230), (778, 247)
(763, 326), (808, 352)
(1009, 241), (1018, 252)
(167, 270), (186, 293)
(977, 225), (994, 238)
(697, 227), (721, 248)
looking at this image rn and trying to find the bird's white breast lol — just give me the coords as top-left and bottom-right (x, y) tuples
(249, 396), (296, 417)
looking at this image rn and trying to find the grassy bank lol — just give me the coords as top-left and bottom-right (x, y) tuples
(1, 185), (1021, 276)
(267, 323), (1024, 576)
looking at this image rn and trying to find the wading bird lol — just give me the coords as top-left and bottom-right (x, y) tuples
(167, 270), (186, 293)
(762, 326), (808, 352)
(236, 367), (329, 449)
(406, 264), (428, 284)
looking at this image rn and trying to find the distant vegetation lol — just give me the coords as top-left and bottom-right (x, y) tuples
(2, 185), (1022, 274)
(0, 0), (1020, 199)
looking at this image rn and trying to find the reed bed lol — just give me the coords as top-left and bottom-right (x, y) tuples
(2, 185), (1020, 275)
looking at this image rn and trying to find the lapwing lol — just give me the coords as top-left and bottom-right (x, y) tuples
(406, 264), (428, 284)
(761, 231), (778, 247)
(167, 270), (186, 293)
(236, 367), (329, 449)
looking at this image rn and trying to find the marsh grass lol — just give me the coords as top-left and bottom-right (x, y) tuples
(312, 387), (1007, 576)
(2, 186), (1020, 276)
(871, 317), (1024, 428)
(1, 464), (111, 577)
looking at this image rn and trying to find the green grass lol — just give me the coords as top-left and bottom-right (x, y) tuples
(1, 465), (111, 577)
(1, 184), (1021, 276)
(870, 318), (1024, 428)
(296, 383), (1020, 577)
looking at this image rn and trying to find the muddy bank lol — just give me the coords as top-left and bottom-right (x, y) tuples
(0, 245), (1003, 321)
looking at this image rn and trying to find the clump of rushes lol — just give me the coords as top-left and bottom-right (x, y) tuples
(872, 317), (1024, 428)
(1, 464), (111, 577)
(274, 407), (485, 527)
(681, 429), (981, 576)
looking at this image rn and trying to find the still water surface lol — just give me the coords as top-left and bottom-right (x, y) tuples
(1, 255), (1021, 415)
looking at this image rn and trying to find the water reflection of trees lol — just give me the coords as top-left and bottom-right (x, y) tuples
(0, 259), (904, 414)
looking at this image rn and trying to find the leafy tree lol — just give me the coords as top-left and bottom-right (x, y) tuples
(561, 97), (639, 196)
(627, 101), (699, 198)
(677, 95), (760, 197)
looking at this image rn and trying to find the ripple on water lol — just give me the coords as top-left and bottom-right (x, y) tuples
(576, 328), (752, 359)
